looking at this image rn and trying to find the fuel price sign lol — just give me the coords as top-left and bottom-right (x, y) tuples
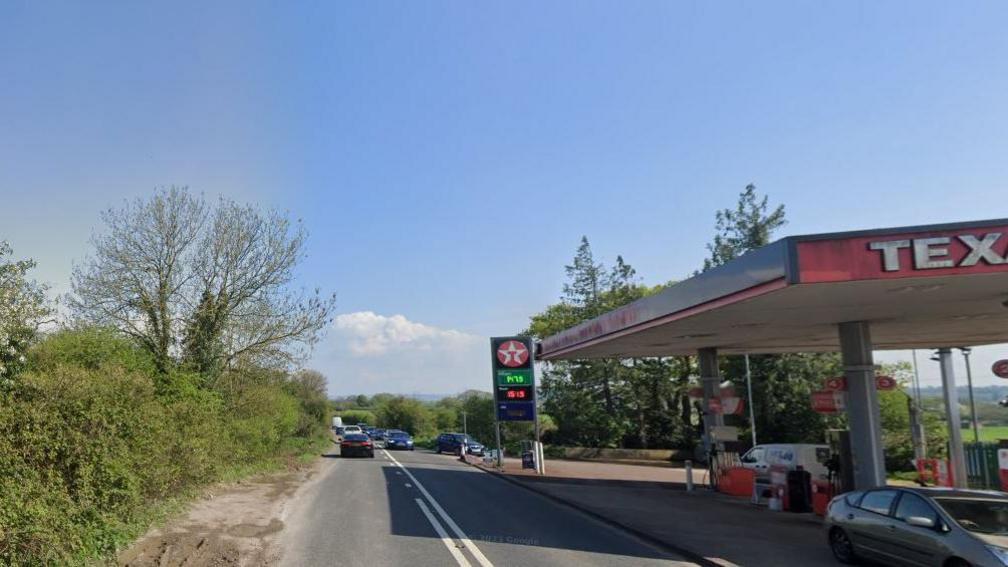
(491, 336), (536, 422)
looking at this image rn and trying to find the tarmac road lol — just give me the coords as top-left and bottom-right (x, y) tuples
(278, 446), (698, 567)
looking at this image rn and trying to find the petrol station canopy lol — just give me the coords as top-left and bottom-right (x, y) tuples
(538, 219), (1008, 360)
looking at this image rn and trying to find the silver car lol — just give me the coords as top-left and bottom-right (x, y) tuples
(825, 486), (1008, 566)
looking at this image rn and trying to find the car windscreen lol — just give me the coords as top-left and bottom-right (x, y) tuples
(389, 431), (409, 438)
(343, 434), (369, 441)
(934, 498), (1008, 535)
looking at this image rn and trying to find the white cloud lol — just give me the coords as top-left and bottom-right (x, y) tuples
(333, 311), (478, 356)
(310, 311), (490, 396)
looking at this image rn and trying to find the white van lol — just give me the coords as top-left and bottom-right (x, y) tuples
(739, 443), (831, 480)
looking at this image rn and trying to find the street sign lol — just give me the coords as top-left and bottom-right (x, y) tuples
(491, 336), (536, 422)
(994, 359), (1008, 379)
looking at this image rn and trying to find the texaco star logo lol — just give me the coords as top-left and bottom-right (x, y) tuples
(497, 340), (529, 368)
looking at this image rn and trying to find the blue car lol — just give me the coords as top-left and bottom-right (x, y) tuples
(384, 430), (414, 451)
(436, 432), (484, 456)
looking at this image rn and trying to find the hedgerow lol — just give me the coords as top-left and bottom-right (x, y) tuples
(0, 328), (329, 565)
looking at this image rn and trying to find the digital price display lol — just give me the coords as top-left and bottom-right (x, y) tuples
(497, 385), (533, 401)
(497, 369), (532, 386)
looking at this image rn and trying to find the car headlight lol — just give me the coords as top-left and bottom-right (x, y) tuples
(987, 545), (1008, 566)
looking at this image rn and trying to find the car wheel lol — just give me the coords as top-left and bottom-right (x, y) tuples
(410, 446), (414, 451)
(828, 528), (857, 564)
(945, 559), (971, 567)
(436, 446), (442, 454)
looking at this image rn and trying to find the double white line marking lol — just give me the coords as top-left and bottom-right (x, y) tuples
(383, 449), (493, 567)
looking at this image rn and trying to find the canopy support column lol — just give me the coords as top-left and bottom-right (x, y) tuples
(838, 321), (887, 489)
(698, 347), (724, 457)
(937, 347), (968, 488)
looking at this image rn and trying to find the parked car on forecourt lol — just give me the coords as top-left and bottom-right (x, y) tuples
(340, 433), (375, 458)
(384, 430), (414, 451)
(436, 433), (484, 456)
(825, 486), (1008, 567)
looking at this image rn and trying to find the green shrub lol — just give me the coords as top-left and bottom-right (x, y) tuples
(27, 327), (156, 375)
(336, 409), (376, 426)
(0, 365), (163, 564)
(0, 329), (330, 565)
(226, 384), (300, 465)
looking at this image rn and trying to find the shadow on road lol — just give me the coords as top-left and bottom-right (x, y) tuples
(376, 458), (677, 562)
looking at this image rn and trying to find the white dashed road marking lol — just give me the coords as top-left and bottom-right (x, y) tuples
(384, 449), (494, 567)
(415, 498), (472, 567)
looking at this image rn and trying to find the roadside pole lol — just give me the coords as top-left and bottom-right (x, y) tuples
(495, 422), (502, 468)
(961, 347), (980, 444)
(745, 354), (757, 446)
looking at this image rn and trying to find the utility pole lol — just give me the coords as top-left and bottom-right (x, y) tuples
(745, 354), (757, 446)
(911, 349), (927, 460)
(960, 347), (980, 444)
(462, 410), (468, 436)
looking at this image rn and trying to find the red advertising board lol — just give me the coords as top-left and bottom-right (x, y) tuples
(796, 226), (1008, 283)
(811, 390), (844, 413)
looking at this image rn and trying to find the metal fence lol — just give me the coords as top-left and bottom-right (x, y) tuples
(964, 442), (1000, 490)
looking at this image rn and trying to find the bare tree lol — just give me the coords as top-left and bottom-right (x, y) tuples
(71, 187), (336, 376)
(70, 188), (203, 371)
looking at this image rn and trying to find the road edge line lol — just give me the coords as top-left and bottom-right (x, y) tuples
(471, 465), (723, 567)
(415, 498), (473, 567)
(383, 450), (494, 567)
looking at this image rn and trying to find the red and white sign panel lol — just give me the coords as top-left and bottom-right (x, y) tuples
(875, 375), (897, 391)
(993, 359), (1008, 379)
(796, 226), (1008, 283)
(811, 390), (846, 414)
(496, 340), (529, 368)
(708, 398), (722, 414)
(825, 376), (847, 391)
(720, 396), (745, 415)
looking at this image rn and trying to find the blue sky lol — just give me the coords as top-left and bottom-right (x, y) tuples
(2, 2), (1007, 395)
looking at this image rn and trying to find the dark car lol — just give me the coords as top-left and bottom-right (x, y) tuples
(371, 428), (387, 441)
(825, 486), (1008, 566)
(436, 433), (484, 456)
(384, 430), (414, 451)
(340, 433), (375, 458)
